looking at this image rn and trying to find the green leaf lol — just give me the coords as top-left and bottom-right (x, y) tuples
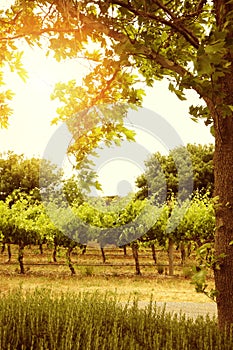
(210, 125), (215, 137)
(18, 69), (28, 82)
(205, 40), (226, 54)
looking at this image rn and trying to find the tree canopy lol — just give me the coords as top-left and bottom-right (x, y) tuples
(136, 143), (214, 200)
(1, 0), (230, 128)
(0, 151), (62, 202)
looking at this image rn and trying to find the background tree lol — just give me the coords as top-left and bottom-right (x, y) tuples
(0, 152), (62, 202)
(62, 175), (84, 206)
(136, 143), (214, 200)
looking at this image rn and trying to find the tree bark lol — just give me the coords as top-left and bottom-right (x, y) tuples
(101, 247), (106, 263)
(213, 114), (233, 331)
(131, 242), (141, 275)
(151, 243), (157, 265)
(168, 238), (174, 276)
(18, 242), (25, 274)
(53, 244), (57, 263)
(39, 243), (43, 254)
(66, 247), (75, 275)
(180, 242), (186, 266)
(187, 242), (192, 258)
(1, 243), (5, 254)
(209, 0), (233, 331)
(81, 244), (87, 255)
(1, 243), (12, 262)
(7, 244), (11, 263)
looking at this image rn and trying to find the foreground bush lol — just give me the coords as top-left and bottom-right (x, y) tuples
(0, 288), (232, 350)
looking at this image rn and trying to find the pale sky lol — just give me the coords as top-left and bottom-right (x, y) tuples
(0, 26), (214, 196)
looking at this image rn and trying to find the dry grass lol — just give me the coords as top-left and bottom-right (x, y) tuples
(0, 244), (215, 303)
(0, 274), (215, 303)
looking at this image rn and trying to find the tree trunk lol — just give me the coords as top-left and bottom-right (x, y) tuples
(187, 242), (192, 257)
(213, 113), (233, 331)
(123, 245), (127, 256)
(66, 247), (75, 275)
(1, 243), (5, 254)
(53, 244), (57, 262)
(1, 243), (12, 262)
(151, 243), (157, 265)
(131, 242), (141, 275)
(18, 242), (25, 274)
(208, 3), (233, 331)
(168, 238), (174, 276)
(7, 244), (11, 262)
(180, 242), (186, 266)
(81, 244), (86, 255)
(39, 243), (43, 254)
(101, 247), (106, 263)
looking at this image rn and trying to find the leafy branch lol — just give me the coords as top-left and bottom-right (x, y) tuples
(112, 0), (200, 48)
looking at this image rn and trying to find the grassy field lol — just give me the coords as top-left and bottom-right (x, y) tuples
(0, 288), (229, 350)
(0, 244), (215, 303)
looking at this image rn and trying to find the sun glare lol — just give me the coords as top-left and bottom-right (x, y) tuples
(1, 38), (148, 196)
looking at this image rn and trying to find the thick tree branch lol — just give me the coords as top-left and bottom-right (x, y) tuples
(152, 0), (201, 44)
(111, 0), (200, 49)
(130, 41), (210, 101)
(152, 0), (178, 20)
(154, 0), (208, 21)
(182, 0), (208, 19)
(0, 12), (124, 43)
(0, 10), (23, 25)
(89, 68), (121, 106)
(41, 2), (56, 23)
(0, 2), (206, 101)
(136, 47), (188, 76)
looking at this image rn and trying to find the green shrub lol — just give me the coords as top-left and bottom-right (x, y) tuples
(183, 267), (194, 279)
(157, 265), (164, 275)
(84, 266), (94, 276)
(0, 288), (232, 350)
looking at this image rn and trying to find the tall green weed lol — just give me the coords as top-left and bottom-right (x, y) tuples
(0, 288), (232, 350)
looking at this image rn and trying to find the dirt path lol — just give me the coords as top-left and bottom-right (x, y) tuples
(158, 301), (217, 319)
(134, 301), (217, 319)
